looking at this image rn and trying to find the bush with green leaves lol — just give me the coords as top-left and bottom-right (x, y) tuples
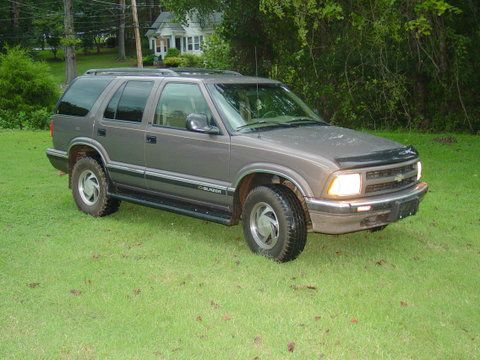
(0, 47), (58, 129)
(202, 32), (232, 70)
(180, 53), (204, 67)
(165, 48), (181, 58)
(143, 54), (155, 66)
(163, 56), (183, 67)
(0, 108), (51, 130)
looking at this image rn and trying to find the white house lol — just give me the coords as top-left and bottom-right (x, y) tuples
(146, 12), (222, 59)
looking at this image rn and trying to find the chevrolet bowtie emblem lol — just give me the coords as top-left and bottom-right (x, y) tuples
(394, 174), (405, 182)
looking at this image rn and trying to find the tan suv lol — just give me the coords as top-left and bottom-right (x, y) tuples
(47, 68), (428, 262)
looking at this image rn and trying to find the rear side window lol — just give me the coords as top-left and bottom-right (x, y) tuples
(57, 77), (112, 116)
(104, 81), (154, 122)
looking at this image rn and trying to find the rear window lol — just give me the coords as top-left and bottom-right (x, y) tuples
(57, 77), (112, 116)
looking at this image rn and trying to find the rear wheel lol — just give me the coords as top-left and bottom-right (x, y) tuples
(242, 185), (307, 262)
(71, 157), (120, 217)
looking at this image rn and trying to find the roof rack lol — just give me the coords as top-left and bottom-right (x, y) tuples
(84, 67), (242, 77)
(85, 68), (177, 77)
(173, 67), (243, 76)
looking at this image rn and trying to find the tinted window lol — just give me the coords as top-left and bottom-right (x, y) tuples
(154, 83), (213, 129)
(104, 81), (154, 122)
(104, 83), (125, 119)
(57, 77), (112, 116)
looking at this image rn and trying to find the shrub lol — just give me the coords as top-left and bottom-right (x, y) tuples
(143, 54), (155, 66)
(0, 46), (58, 117)
(165, 48), (181, 58)
(0, 108), (51, 130)
(180, 53), (204, 67)
(163, 56), (183, 67)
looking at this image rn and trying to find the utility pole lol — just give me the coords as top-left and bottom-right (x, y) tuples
(131, 0), (143, 68)
(63, 0), (77, 84)
(118, 0), (126, 60)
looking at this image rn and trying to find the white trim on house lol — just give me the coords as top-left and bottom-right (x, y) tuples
(146, 12), (221, 59)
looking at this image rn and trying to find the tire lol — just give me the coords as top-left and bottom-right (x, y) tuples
(242, 185), (307, 262)
(71, 157), (120, 217)
(370, 225), (387, 232)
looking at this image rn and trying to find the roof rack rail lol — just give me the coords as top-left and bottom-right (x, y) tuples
(85, 68), (177, 77)
(85, 67), (243, 77)
(173, 67), (243, 76)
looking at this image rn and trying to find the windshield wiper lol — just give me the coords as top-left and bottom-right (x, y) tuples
(285, 117), (328, 126)
(236, 120), (289, 132)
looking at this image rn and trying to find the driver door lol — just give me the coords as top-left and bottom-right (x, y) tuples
(144, 80), (231, 208)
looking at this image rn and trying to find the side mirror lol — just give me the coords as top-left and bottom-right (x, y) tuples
(186, 113), (220, 135)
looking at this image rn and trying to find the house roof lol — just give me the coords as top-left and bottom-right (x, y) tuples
(145, 11), (222, 37)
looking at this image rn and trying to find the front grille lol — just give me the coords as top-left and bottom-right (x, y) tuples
(366, 164), (416, 180)
(365, 176), (417, 194)
(363, 162), (418, 196)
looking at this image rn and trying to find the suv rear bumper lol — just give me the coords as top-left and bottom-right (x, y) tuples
(46, 148), (68, 173)
(305, 182), (428, 234)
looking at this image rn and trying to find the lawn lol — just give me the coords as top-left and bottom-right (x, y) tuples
(0, 130), (479, 359)
(42, 49), (138, 85)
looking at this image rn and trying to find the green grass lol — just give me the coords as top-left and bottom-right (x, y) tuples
(43, 49), (138, 85)
(0, 130), (479, 359)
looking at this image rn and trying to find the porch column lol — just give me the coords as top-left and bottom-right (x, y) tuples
(160, 40), (165, 58)
(170, 34), (175, 50)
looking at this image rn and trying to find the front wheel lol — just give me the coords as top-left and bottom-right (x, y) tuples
(242, 185), (307, 262)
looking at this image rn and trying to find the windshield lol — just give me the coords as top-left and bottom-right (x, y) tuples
(207, 83), (327, 132)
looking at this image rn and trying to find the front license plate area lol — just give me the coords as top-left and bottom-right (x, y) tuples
(390, 198), (419, 221)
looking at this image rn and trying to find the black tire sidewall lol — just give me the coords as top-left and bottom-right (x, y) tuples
(242, 186), (304, 261)
(71, 158), (109, 216)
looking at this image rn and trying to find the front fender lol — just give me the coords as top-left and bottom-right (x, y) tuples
(232, 162), (314, 197)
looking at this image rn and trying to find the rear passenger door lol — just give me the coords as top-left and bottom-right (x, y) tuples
(95, 79), (157, 188)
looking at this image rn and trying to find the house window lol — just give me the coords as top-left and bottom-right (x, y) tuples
(151, 39), (155, 50)
(194, 36), (200, 50)
(187, 37), (193, 51)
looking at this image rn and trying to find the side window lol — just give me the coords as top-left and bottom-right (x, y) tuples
(154, 83), (213, 129)
(57, 77), (112, 116)
(104, 82), (125, 119)
(104, 81), (154, 122)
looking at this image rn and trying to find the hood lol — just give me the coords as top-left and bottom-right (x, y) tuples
(236, 125), (415, 169)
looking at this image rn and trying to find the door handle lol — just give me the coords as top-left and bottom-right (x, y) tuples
(97, 128), (106, 137)
(146, 135), (157, 144)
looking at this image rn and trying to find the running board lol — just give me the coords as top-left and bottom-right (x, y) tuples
(108, 192), (233, 225)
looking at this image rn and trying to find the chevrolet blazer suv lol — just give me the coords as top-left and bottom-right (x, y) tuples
(46, 67), (428, 262)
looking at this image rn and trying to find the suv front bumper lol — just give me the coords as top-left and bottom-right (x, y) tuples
(305, 182), (428, 234)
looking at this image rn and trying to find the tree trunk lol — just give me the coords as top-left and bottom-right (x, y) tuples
(11, 1), (19, 30)
(131, 0), (143, 68)
(118, 0), (126, 60)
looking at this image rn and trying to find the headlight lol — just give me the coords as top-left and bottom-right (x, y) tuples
(417, 161), (422, 181)
(328, 173), (361, 196)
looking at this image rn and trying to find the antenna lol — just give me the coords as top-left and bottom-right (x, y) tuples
(254, 46), (260, 114)
(254, 46), (258, 77)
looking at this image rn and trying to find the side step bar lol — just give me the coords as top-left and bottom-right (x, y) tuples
(108, 192), (233, 226)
